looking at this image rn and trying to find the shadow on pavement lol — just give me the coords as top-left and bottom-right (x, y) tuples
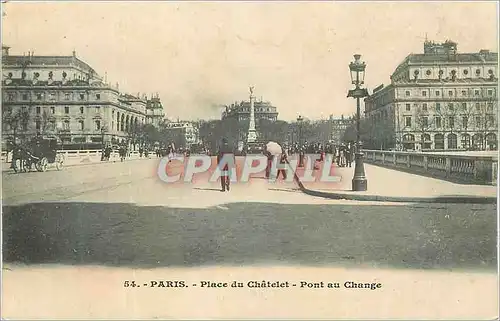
(3, 201), (497, 271)
(193, 187), (223, 192)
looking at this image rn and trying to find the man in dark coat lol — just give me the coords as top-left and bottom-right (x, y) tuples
(217, 138), (235, 192)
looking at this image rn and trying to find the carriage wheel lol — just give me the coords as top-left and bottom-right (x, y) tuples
(55, 154), (64, 171)
(12, 159), (21, 173)
(22, 159), (31, 172)
(36, 157), (49, 172)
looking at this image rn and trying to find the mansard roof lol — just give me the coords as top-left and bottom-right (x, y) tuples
(407, 52), (498, 64)
(2, 55), (98, 75)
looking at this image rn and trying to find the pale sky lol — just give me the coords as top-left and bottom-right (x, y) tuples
(2, 1), (498, 121)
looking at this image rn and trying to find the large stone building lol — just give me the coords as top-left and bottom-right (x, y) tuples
(329, 114), (355, 144)
(221, 98), (279, 143)
(364, 40), (498, 151)
(146, 93), (165, 127)
(1, 46), (163, 149)
(164, 121), (200, 147)
(222, 99), (278, 123)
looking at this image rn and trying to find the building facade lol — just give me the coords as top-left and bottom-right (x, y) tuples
(329, 114), (355, 144)
(221, 98), (279, 143)
(164, 121), (200, 147)
(364, 40), (498, 151)
(222, 99), (279, 123)
(1, 46), (151, 149)
(146, 93), (165, 127)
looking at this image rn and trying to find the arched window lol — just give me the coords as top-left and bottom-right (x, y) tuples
(447, 133), (457, 149)
(403, 134), (415, 151)
(472, 133), (483, 150)
(486, 133), (497, 150)
(461, 133), (471, 149)
(434, 134), (444, 149)
(422, 134), (431, 149)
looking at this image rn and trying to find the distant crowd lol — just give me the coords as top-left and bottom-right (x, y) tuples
(286, 141), (356, 168)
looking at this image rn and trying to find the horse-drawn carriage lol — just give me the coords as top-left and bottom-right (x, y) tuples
(11, 136), (65, 173)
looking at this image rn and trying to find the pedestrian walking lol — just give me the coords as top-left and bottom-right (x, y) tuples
(217, 138), (235, 192)
(264, 148), (273, 178)
(276, 151), (288, 180)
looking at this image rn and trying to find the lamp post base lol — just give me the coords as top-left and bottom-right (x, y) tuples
(352, 177), (367, 191)
(352, 151), (368, 191)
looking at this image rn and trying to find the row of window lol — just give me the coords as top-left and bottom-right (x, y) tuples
(393, 68), (496, 83)
(418, 68), (495, 77)
(11, 118), (141, 133)
(233, 108), (276, 113)
(404, 115), (495, 128)
(404, 102), (495, 112)
(9, 119), (103, 132)
(6, 92), (101, 101)
(405, 88), (495, 97)
(5, 105), (102, 115)
(402, 133), (497, 150)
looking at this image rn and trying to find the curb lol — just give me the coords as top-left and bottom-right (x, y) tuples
(288, 163), (497, 204)
(300, 187), (497, 204)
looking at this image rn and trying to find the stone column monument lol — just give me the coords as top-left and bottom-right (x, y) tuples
(247, 86), (257, 143)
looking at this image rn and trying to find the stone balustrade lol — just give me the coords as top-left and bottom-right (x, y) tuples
(1, 149), (144, 166)
(363, 149), (498, 186)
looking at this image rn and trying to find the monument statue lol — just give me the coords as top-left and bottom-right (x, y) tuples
(247, 86), (257, 144)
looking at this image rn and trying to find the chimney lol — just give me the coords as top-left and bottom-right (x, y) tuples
(72, 50), (76, 57)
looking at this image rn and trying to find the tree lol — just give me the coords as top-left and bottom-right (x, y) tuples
(258, 119), (289, 143)
(414, 104), (431, 150)
(140, 124), (161, 148)
(342, 116), (395, 150)
(472, 94), (497, 150)
(2, 107), (30, 143)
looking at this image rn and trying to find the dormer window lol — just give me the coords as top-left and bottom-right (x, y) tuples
(476, 69), (481, 76)
(79, 93), (85, 100)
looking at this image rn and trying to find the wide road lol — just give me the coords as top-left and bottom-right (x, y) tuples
(2, 157), (498, 319)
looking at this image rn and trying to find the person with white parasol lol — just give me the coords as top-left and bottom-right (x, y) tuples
(265, 141), (288, 180)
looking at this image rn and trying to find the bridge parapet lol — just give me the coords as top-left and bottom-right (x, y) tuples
(1, 149), (143, 166)
(363, 150), (498, 186)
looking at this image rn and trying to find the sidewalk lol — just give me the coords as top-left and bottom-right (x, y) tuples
(288, 163), (497, 204)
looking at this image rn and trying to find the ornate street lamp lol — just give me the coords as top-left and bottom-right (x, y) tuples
(347, 54), (369, 191)
(297, 115), (304, 167)
(297, 115), (304, 144)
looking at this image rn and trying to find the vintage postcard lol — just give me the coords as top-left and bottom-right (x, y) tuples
(1, 1), (498, 319)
